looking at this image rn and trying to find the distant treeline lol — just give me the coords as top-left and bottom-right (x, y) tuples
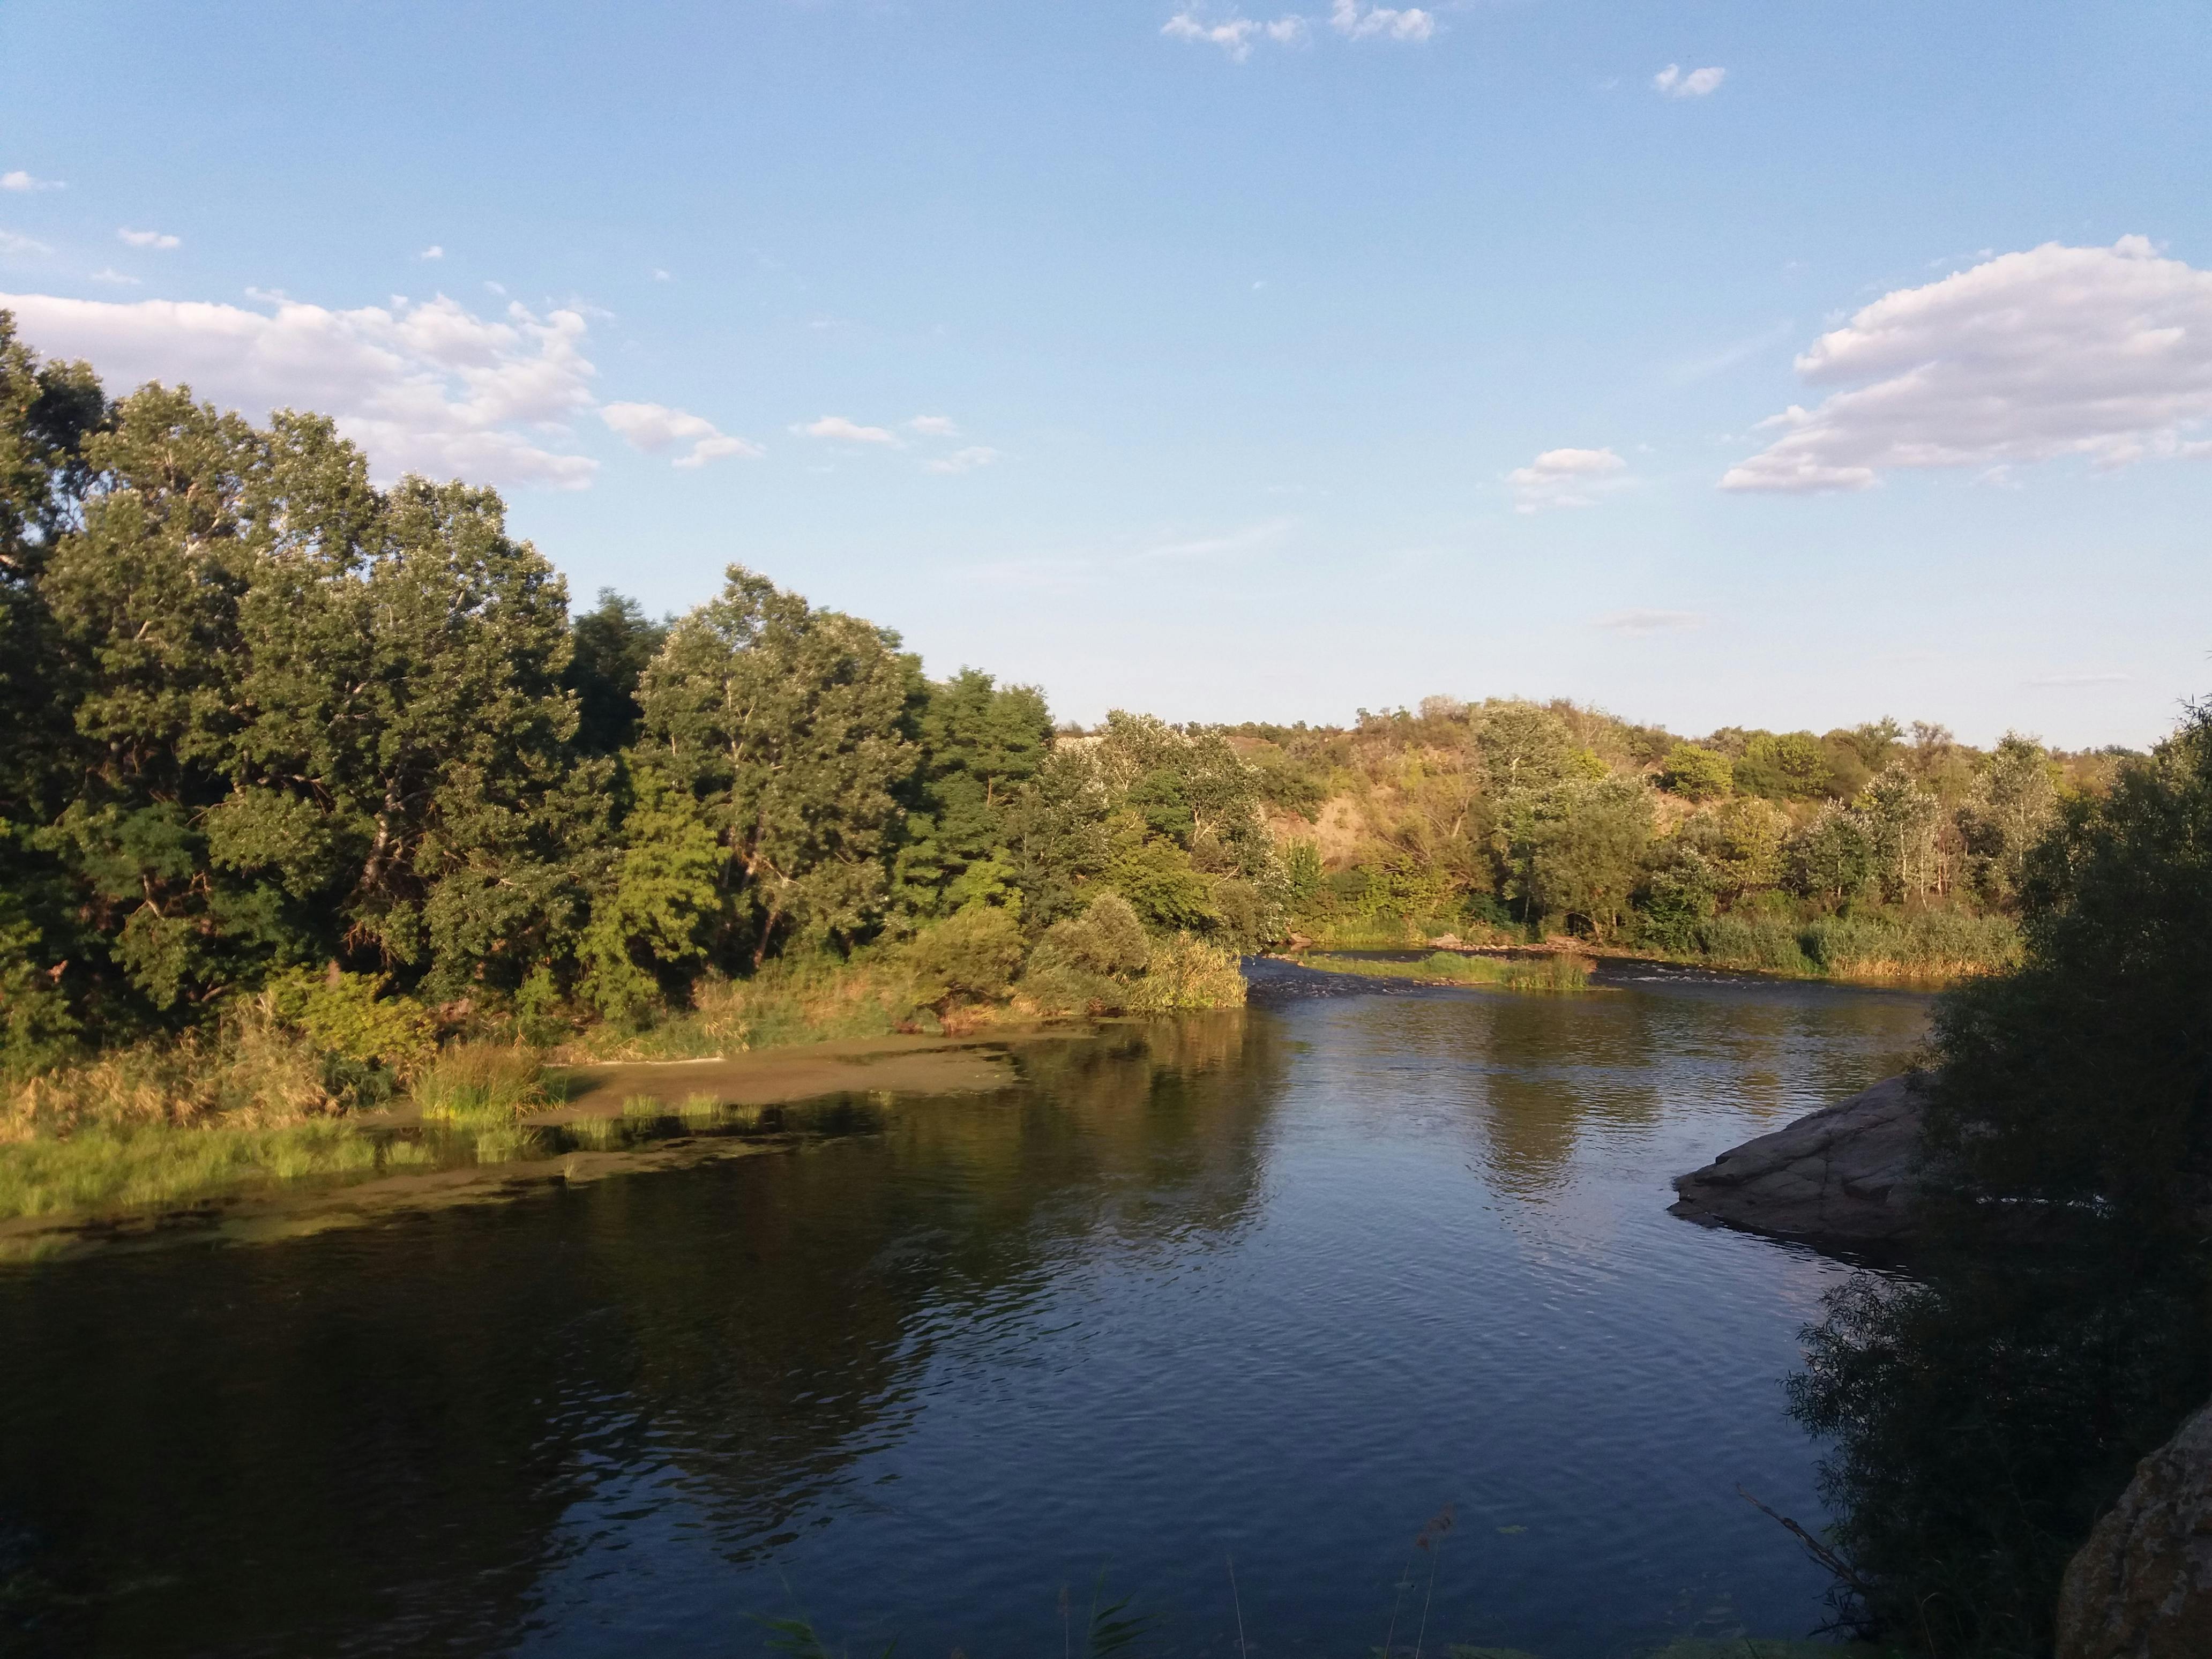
(1230, 696), (2125, 978)
(0, 310), (2126, 1088)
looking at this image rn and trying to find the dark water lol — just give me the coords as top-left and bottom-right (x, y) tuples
(0, 963), (1929, 1659)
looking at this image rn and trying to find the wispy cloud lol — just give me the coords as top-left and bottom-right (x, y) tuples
(924, 445), (1000, 475)
(1330, 0), (1434, 42)
(1508, 446), (1630, 512)
(1139, 515), (1297, 560)
(419, 244), (444, 261)
(908, 414), (960, 437)
(1161, 10), (1310, 58)
(118, 227), (181, 250)
(1593, 609), (1706, 636)
(797, 414), (899, 445)
(601, 401), (763, 468)
(89, 267), (140, 286)
(1653, 64), (1725, 98)
(1722, 237), (2212, 493)
(1, 170), (63, 193)
(0, 231), (53, 257)
(1668, 319), (1795, 383)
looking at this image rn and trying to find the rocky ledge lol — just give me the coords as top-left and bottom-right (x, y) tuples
(2057, 1398), (2212, 1658)
(1669, 1073), (1927, 1247)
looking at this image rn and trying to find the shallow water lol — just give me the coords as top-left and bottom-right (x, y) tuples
(0, 963), (1927, 1658)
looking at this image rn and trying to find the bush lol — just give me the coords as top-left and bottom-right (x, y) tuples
(1022, 893), (1150, 1014)
(1123, 934), (1246, 1013)
(908, 907), (1026, 1007)
(1657, 743), (1732, 802)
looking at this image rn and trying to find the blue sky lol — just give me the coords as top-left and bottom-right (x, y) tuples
(2, 1), (2208, 748)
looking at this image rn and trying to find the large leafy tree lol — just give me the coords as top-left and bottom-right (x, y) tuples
(638, 565), (916, 966)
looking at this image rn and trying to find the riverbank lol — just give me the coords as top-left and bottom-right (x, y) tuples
(0, 1031), (1059, 1264)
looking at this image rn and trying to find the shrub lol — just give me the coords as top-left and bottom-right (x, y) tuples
(908, 907), (1026, 1007)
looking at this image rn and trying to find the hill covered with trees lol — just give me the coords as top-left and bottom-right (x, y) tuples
(0, 307), (2126, 1124)
(1235, 698), (2120, 980)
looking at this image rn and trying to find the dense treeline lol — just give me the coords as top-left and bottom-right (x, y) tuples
(0, 305), (2127, 1099)
(1786, 704), (2212, 1656)
(1235, 696), (2121, 977)
(0, 314), (1267, 1089)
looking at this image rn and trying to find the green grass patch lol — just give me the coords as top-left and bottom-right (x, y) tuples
(413, 1043), (547, 1123)
(1305, 951), (1591, 993)
(0, 1119), (381, 1222)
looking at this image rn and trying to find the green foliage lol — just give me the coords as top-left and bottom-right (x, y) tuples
(1524, 778), (1651, 939)
(1732, 731), (1835, 800)
(1656, 742), (1732, 802)
(0, 1117), (379, 1222)
(640, 564), (917, 965)
(413, 1043), (545, 1123)
(264, 968), (436, 1076)
(1023, 893), (1151, 1014)
(1924, 705), (2212, 1228)
(908, 906), (1026, 1008)
(565, 588), (668, 755)
(580, 762), (722, 1022)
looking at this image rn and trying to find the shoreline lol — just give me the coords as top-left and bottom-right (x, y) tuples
(0, 1028), (1081, 1266)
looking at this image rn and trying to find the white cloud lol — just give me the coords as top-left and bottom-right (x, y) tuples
(1593, 609), (1706, 636)
(1162, 8), (1309, 57)
(118, 227), (181, 250)
(908, 414), (959, 437)
(1721, 236), (2212, 493)
(419, 245), (444, 261)
(925, 445), (1000, 474)
(1, 170), (63, 193)
(1330, 0), (1434, 42)
(1507, 446), (1629, 512)
(652, 267), (671, 282)
(0, 231), (53, 257)
(1163, 13), (1260, 58)
(1653, 64), (1725, 98)
(600, 401), (763, 468)
(798, 414), (899, 445)
(89, 267), (140, 286)
(0, 288), (603, 488)
(1140, 516), (1296, 559)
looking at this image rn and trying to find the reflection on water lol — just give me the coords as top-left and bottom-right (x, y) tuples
(0, 973), (1927, 1659)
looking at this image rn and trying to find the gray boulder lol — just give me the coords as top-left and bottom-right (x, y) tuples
(1670, 1073), (1926, 1246)
(2057, 1399), (2212, 1659)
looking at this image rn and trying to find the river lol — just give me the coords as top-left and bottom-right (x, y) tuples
(0, 960), (1928, 1658)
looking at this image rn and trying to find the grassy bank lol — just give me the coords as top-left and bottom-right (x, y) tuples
(1295, 907), (2016, 988)
(1302, 951), (1594, 993)
(0, 923), (1247, 1231)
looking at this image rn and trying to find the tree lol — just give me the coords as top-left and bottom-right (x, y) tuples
(1856, 763), (1944, 902)
(1959, 734), (2059, 906)
(1526, 778), (1653, 939)
(566, 589), (668, 756)
(639, 565), (916, 966)
(1733, 731), (1835, 800)
(1785, 804), (1878, 905)
(1657, 743), (1732, 802)
(1924, 704), (2212, 1229)
(893, 668), (1053, 920)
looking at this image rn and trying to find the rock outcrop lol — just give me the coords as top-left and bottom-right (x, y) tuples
(2057, 1399), (2212, 1659)
(1669, 1073), (1926, 1246)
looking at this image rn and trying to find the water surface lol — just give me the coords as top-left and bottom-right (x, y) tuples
(0, 963), (1927, 1658)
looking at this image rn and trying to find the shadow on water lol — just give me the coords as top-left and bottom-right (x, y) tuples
(0, 982), (1942, 1659)
(0, 1017), (1287, 1658)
